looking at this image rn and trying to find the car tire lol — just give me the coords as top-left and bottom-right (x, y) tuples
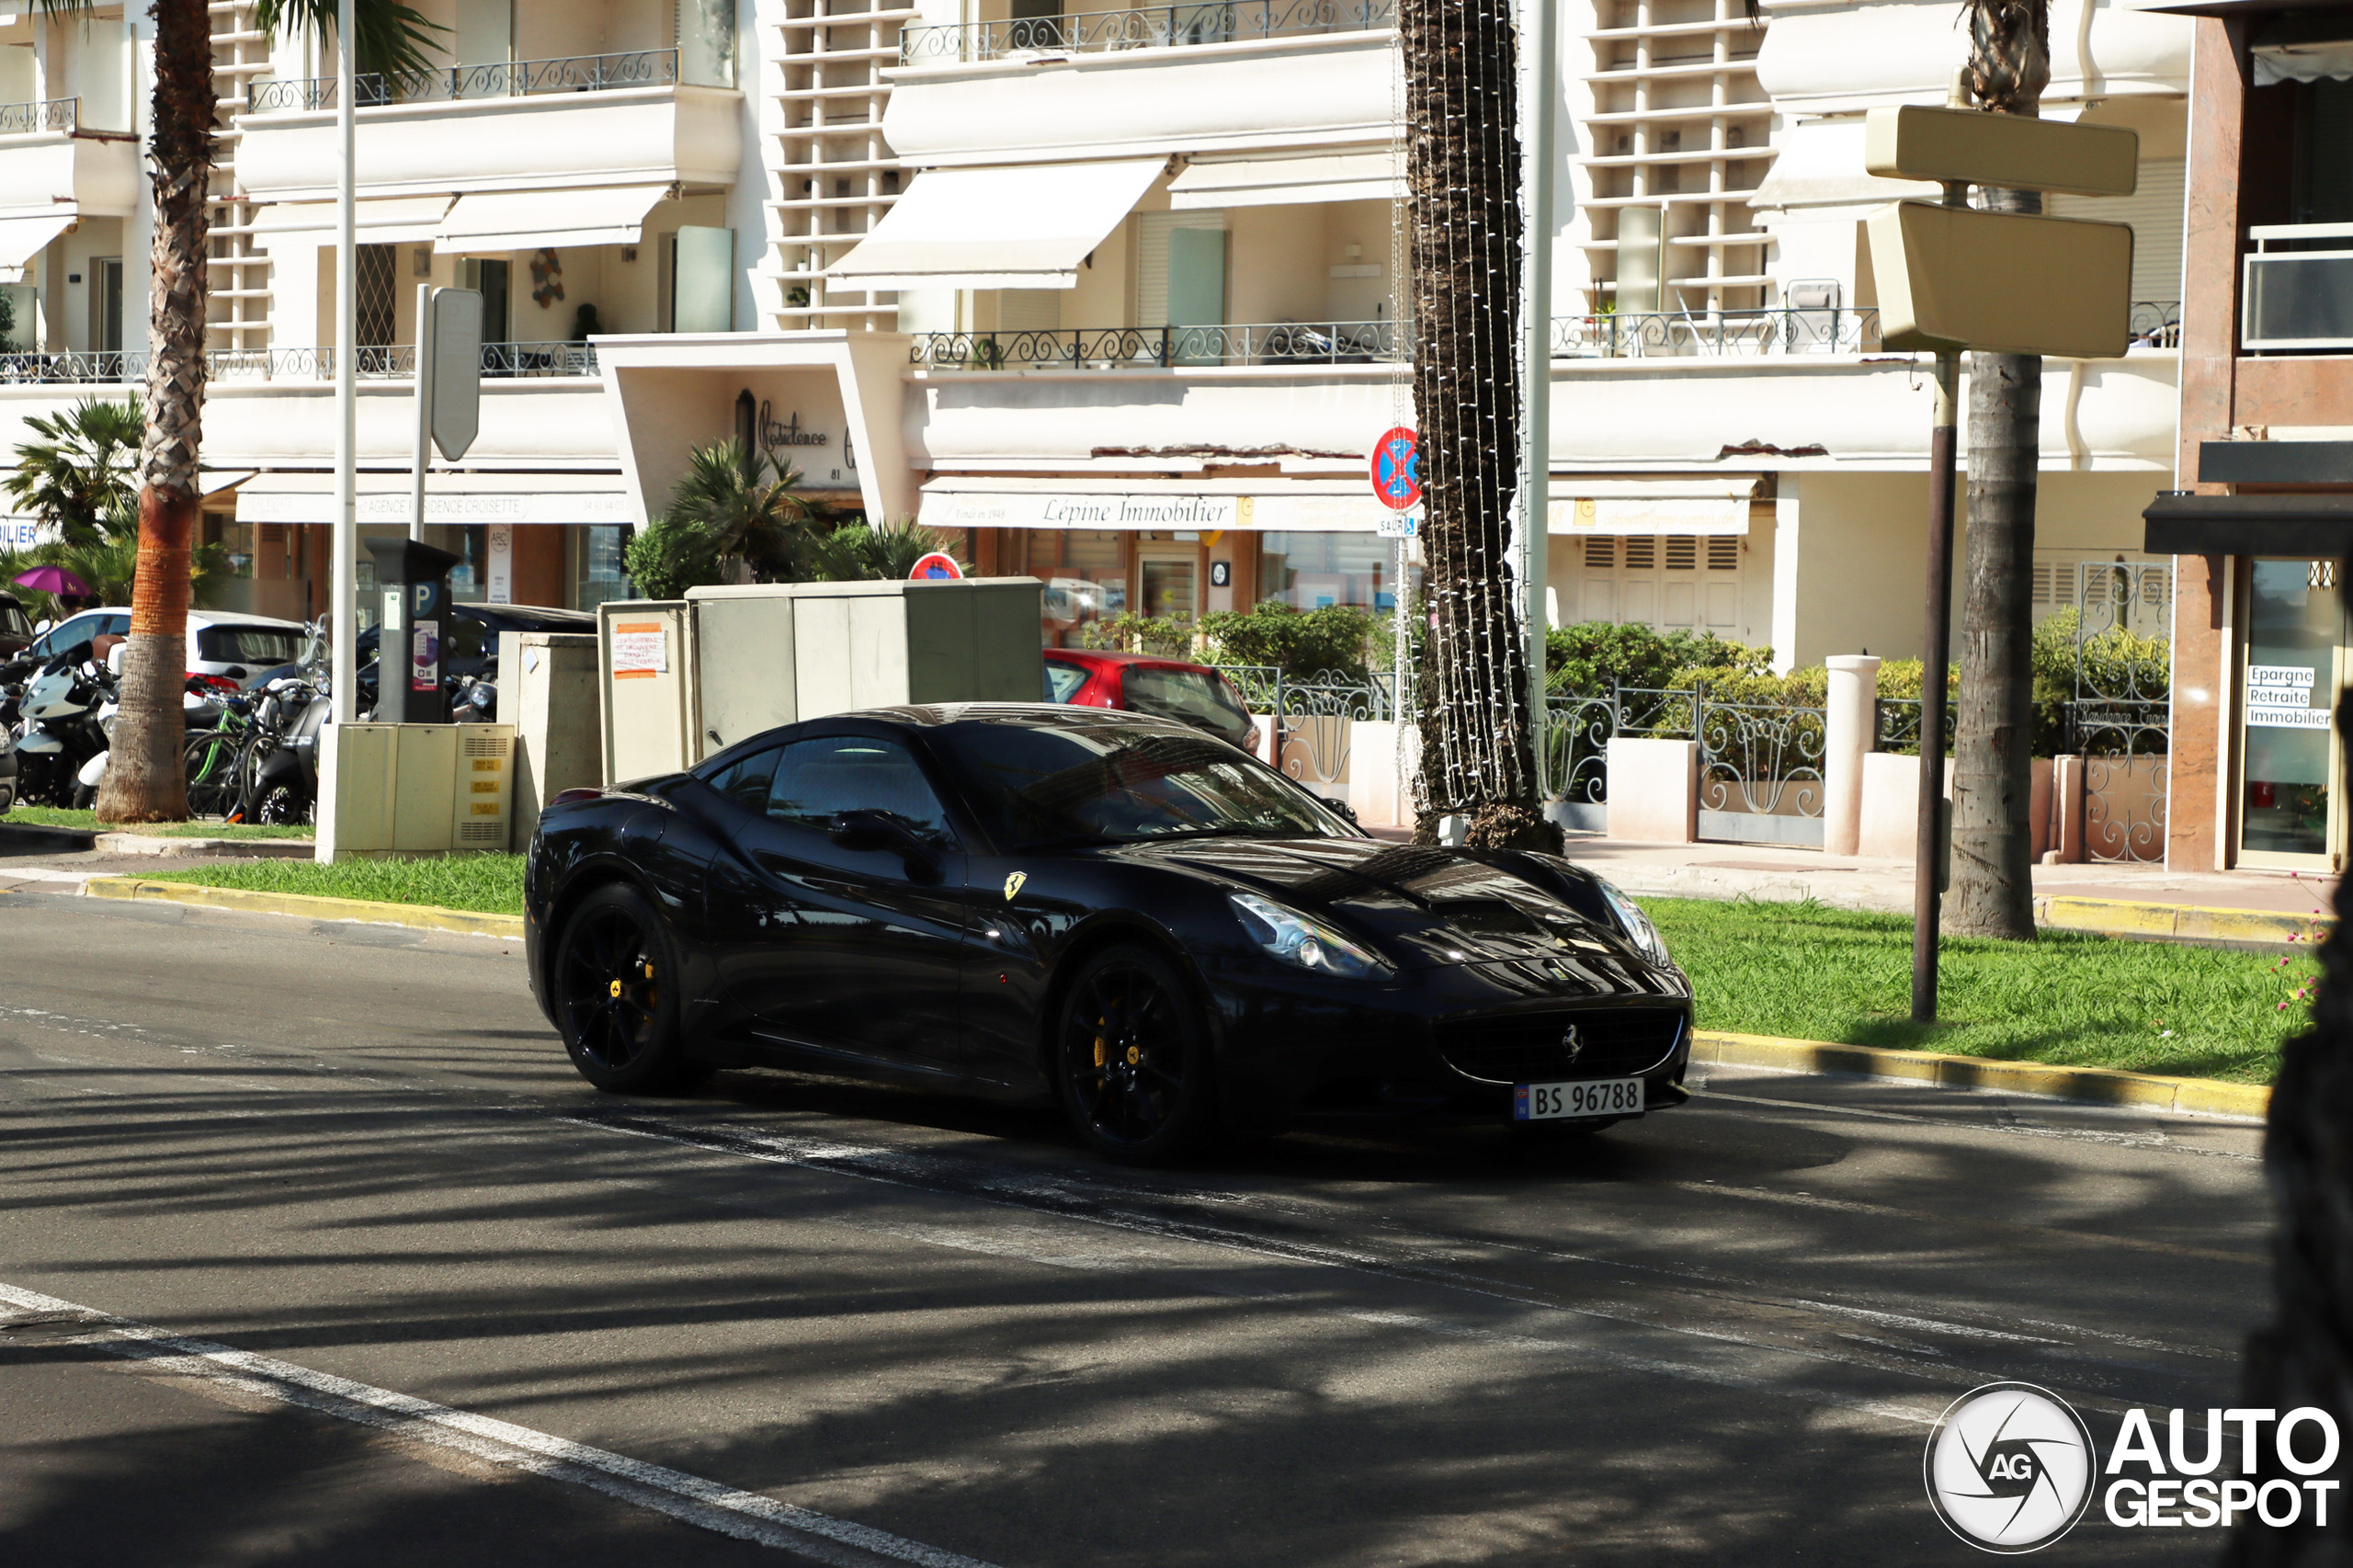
(552, 883), (694, 1094)
(1054, 943), (1217, 1165)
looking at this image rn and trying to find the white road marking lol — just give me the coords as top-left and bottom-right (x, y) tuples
(0, 1281), (999, 1568)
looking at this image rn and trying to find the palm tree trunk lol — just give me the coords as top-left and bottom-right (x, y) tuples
(1947, 0), (2050, 937)
(1402, 0), (1552, 851)
(95, 0), (210, 824)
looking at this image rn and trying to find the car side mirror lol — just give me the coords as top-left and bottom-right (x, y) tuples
(827, 809), (940, 867)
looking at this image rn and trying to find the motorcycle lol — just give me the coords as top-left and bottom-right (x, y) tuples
(7, 649), (119, 808)
(233, 674), (330, 826)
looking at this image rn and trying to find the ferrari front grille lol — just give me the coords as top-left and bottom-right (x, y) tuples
(1436, 1008), (1686, 1083)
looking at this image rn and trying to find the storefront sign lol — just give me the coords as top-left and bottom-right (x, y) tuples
(2248, 665), (2330, 729)
(757, 401), (830, 450)
(925, 492), (1243, 530)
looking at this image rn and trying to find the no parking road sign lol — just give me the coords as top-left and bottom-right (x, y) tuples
(1371, 426), (1420, 511)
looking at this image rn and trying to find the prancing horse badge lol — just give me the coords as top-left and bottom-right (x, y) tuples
(1003, 872), (1028, 901)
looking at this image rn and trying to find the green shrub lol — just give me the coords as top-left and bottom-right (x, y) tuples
(1078, 611), (1197, 659)
(621, 515), (725, 599)
(1198, 600), (1376, 679)
(1545, 621), (1769, 694)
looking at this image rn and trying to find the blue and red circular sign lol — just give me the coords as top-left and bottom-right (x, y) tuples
(908, 551), (964, 581)
(1371, 426), (1420, 511)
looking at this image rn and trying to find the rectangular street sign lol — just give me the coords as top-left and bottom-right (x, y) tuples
(1864, 105), (2140, 197)
(1376, 511), (1419, 539)
(1867, 201), (2134, 359)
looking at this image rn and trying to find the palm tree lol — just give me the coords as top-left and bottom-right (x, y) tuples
(664, 439), (814, 580)
(3, 397), (142, 547)
(1945, 0), (2050, 937)
(39, 0), (438, 824)
(1399, 0), (1552, 849)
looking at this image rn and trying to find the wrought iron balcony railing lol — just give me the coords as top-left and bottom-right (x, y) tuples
(910, 320), (1402, 369)
(1553, 307), (1881, 358)
(0, 97), (80, 136)
(0, 341), (600, 385)
(901, 0), (1395, 65)
(247, 50), (679, 112)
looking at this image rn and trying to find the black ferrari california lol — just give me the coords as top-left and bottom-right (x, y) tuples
(524, 704), (1693, 1163)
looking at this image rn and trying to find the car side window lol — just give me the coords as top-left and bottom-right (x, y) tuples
(101, 614), (130, 637)
(767, 735), (950, 837)
(1044, 661), (1086, 702)
(703, 746), (782, 813)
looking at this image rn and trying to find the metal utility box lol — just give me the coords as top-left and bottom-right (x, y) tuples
(597, 601), (699, 784)
(598, 578), (1045, 778)
(498, 630), (599, 849)
(316, 722), (515, 859)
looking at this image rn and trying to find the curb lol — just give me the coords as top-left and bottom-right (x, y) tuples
(1692, 1029), (2270, 1120)
(84, 877), (526, 939)
(2036, 893), (2325, 948)
(92, 833), (317, 859)
(0, 821), (97, 853)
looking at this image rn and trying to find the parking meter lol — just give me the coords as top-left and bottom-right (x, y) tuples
(364, 537), (462, 724)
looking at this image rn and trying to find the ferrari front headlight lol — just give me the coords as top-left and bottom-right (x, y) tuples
(1597, 880), (1671, 967)
(1228, 891), (1389, 979)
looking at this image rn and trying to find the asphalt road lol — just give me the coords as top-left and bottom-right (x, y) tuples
(0, 887), (2274, 1566)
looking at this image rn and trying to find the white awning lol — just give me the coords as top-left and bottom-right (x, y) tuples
(826, 159), (1165, 291)
(2256, 38), (2353, 84)
(235, 472), (636, 528)
(0, 213), (74, 270)
(1168, 150), (1403, 210)
(1548, 475), (1766, 537)
(918, 478), (1386, 534)
(253, 196), (453, 244)
(436, 186), (671, 255)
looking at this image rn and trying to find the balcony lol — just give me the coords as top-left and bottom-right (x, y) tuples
(0, 96), (138, 235)
(234, 51), (741, 203)
(901, 0), (1395, 65)
(882, 6), (1396, 165)
(0, 341), (601, 387)
(912, 319), (1399, 369)
(2245, 224), (2353, 351)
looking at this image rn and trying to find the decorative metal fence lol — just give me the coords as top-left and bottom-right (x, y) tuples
(1871, 696), (1955, 756)
(248, 50), (679, 111)
(911, 320), (1401, 371)
(1212, 666), (1396, 791)
(0, 342), (600, 385)
(0, 97), (80, 136)
(1536, 682), (1826, 843)
(902, 0), (1395, 63)
(2068, 560), (2172, 862)
(1552, 307), (1881, 358)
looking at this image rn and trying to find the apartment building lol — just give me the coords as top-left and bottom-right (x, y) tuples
(0, 0), (2193, 686)
(2137, 0), (2353, 876)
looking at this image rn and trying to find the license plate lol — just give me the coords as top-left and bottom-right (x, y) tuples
(1514, 1077), (1644, 1121)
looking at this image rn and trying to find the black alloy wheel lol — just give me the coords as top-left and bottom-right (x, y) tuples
(1055, 945), (1214, 1164)
(554, 883), (695, 1093)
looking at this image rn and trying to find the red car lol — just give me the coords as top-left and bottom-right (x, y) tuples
(1042, 648), (1261, 756)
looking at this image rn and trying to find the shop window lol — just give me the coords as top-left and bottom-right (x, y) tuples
(1037, 529), (1125, 637)
(1257, 531), (1411, 613)
(574, 525), (633, 611)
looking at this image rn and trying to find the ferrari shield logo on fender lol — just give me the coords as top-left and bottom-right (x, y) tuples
(1004, 872), (1028, 901)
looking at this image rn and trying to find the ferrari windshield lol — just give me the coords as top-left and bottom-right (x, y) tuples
(934, 716), (1351, 850)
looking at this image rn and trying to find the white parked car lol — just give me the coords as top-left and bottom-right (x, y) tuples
(15, 606), (309, 688)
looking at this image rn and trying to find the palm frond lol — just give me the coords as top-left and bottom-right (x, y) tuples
(254, 0), (448, 86)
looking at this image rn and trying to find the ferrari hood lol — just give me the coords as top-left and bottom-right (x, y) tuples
(1114, 836), (1654, 976)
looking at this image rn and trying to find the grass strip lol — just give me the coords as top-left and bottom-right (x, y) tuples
(1648, 895), (2310, 1085)
(144, 855), (526, 915)
(4, 806), (313, 840)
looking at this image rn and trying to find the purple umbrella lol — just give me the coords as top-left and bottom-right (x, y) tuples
(12, 565), (90, 596)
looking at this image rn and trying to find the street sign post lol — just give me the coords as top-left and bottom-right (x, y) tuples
(1862, 94), (2139, 1022)
(1371, 426), (1421, 511)
(406, 286), (483, 546)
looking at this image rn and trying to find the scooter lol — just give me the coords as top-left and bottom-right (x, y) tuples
(7, 648), (118, 807)
(233, 674), (330, 826)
